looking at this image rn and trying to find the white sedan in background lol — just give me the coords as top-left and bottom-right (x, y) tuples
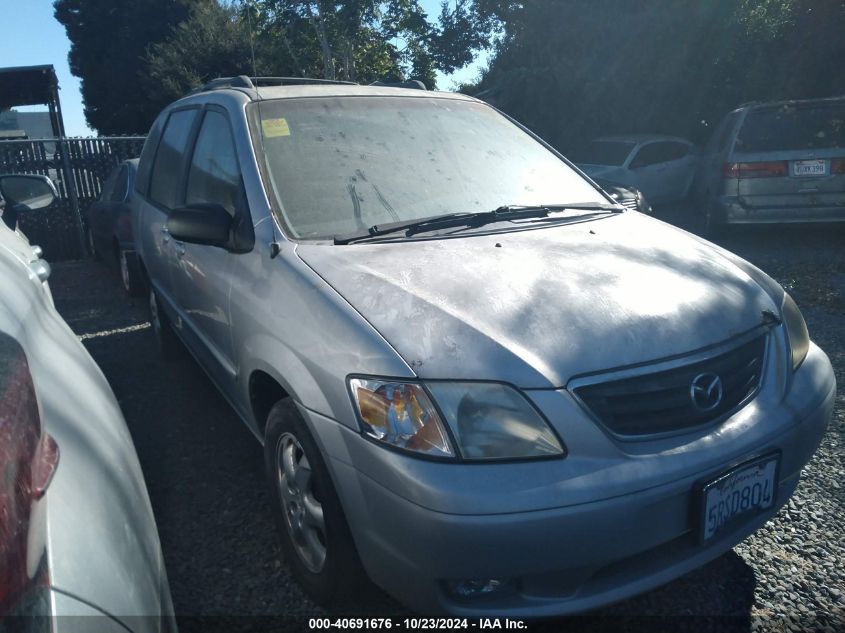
(575, 135), (699, 205)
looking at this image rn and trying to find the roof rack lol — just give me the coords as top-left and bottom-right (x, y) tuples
(251, 76), (357, 87)
(191, 75), (357, 94)
(370, 80), (427, 91)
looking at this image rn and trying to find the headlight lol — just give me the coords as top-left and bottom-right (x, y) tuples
(349, 379), (565, 461)
(349, 378), (454, 458)
(427, 382), (564, 460)
(782, 293), (809, 371)
(637, 190), (652, 215)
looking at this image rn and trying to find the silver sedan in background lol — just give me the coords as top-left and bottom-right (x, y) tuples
(0, 174), (174, 633)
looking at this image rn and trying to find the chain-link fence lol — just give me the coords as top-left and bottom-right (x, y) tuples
(0, 136), (146, 260)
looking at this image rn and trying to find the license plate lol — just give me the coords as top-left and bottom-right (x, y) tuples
(700, 455), (779, 541)
(793, 159), (826, 176)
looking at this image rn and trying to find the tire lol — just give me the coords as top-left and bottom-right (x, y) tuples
(264, 399), (365, 606)
(148, 287), (179, 360)
(120, 249), (145, 297)
(87, 226), (100, 261)
(700, 194), (725, 239)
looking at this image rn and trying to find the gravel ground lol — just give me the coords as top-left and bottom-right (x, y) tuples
(48, 219), (844, 632)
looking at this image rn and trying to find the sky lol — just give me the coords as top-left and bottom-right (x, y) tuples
(1, 0), (489, 137)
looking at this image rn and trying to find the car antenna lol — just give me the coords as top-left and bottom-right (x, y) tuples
(245, 0), (258, 78)
(267, 210), (282, 258)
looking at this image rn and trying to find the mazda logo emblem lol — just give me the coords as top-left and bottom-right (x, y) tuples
(690, 373), (723, 411)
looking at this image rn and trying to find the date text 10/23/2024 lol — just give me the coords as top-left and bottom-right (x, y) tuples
(308, 619), (528, 630)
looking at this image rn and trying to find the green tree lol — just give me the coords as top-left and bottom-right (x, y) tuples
(54, 0), (204, 134)
(56, 0), (498, 134)
(144, 1), (299, 105)
(255, 0), (494, 86)
(472, 0), (845, 153)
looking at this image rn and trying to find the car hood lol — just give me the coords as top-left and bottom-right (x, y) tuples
(296, 213), (779, 388)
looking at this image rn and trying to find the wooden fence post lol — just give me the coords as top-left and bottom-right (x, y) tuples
(56, 138), (87, 258)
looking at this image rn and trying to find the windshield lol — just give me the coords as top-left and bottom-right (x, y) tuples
(251, 96), (605, 240)
(736, 102), (845, 152)
(572, 141), (636, 166)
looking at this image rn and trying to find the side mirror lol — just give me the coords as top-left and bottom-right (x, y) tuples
(167, 203), (232, 247)
(0, 175), (58, 212)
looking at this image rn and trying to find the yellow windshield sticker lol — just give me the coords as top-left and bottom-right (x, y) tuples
(262, 118), (290, 138)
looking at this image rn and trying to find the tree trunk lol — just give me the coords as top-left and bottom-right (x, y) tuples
(343, 38), (356, 81)
(307, 2), (334, 80)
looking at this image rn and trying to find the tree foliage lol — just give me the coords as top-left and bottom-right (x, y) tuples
(54, 0), (203, 134)
(56, 0), (498, 134)
(471, 0), (845, 152)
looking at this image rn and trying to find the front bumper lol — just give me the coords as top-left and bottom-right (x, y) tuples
(717, 196), (845, 224)
(307, 343), (835, 616)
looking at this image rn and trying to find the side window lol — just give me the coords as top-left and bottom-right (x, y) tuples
(135, 113), (167, 196)
(630, 143), (672, 168)
(710, 111), (740, 153)
(665, 142), (690, 161)
(149, 109), (198, 209)
(186, 111), (242, 216)
(111, 165), (129, 202)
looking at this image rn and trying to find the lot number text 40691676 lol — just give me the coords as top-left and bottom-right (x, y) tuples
(308, 618), (528, 630)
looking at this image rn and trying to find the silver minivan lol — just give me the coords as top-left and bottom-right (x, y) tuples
(133, 77), (835, 616)
(696, 96), (845, 234)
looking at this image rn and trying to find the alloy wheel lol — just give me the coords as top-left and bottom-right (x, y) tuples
(276, 432), (327, 573)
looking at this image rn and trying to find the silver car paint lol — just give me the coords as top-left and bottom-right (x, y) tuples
(133, 85), (836, 615)
(296, 213), (778, 388)
(0, 224), (173, 632)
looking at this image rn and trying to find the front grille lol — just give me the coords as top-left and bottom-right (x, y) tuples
(620, 197), (639, 210)
(574, 335), (766, 438)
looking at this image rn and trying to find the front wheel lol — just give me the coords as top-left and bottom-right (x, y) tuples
(264, 399), (365, 605)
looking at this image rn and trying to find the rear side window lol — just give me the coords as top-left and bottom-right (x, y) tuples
(135, 114), (166, 196)
(186, 111), (242, 216)
(630, 142), (675, 168)
(149, 109), (198, 209)
(664, 142), (690, 160)
(98, 167), (119, 202)
(708, 111), (741, 153)
(736, 102), (845, 152)
(573, 141), (635, 166)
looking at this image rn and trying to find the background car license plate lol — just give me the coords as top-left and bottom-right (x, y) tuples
(793, 159), (826, 176)
(701, 455), (779, 541)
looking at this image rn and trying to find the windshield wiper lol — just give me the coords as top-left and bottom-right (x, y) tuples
(333, 202), (623, 245)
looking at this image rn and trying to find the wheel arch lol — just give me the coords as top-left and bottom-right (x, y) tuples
(249, 369), (291, 437)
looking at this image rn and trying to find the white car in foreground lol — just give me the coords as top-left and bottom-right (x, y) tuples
(0, 174), (174, 632)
